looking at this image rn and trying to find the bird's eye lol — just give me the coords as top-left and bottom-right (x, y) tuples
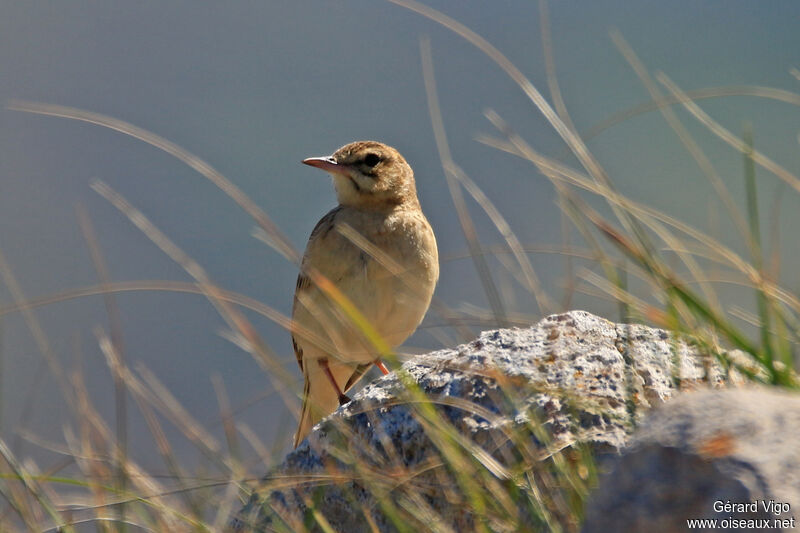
(363, 153), (381, 167)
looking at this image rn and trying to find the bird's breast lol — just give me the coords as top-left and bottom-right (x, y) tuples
(335, 208), (437, 347)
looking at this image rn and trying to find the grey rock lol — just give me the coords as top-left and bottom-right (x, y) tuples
(582, 387), (800, 533)
(232, 310), (735, 532)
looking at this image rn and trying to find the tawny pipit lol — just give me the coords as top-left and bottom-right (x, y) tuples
(292, 141), (439, 447)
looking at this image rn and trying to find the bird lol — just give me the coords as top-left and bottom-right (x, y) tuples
(292, 141), (439, 448)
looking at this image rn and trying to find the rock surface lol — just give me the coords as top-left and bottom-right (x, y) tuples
(232, 310), (737, 532)
(582, 387), (800, 533)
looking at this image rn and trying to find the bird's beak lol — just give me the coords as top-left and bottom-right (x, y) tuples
(302, 156), (341, 174)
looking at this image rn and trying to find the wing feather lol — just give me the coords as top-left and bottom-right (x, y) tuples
(292, 206), (342, 370)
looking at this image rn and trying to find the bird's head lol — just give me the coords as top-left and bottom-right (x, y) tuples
(303, 141), (418, 209)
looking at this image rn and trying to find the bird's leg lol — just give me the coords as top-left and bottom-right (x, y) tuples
(373, 359), (390, 375)
(319, 358), (351, 405)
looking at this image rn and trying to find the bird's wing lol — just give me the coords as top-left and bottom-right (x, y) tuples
(292, 206), (348, 371)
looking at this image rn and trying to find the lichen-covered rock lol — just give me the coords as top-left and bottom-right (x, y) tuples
(582, 387), (800, 533)
(232, 311), (736, 532)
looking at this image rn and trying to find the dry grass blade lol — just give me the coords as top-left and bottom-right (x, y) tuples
(0, 249), (68, 398)
(538, 0), (576, 133)
(479, 113), (782, 302)
(527, 3), (583, 302)
(212, 375), (242, 469)
(209, 375), (245, 531)
(448, 165), (553, 314)
(656, 74), (800, 194)
(6, 100), (298, 263)
(95, 335), (253, 529)
(65, 366), (115, 533)
(75, 205), (129, 526)
(0, 279), (336, 362)
(40, 516), (156, 533)
(588, 213), (766, 363)
(393, 0), (660, 268)
(576, 85), (800, 148)
(396, 492), (456, 533)
(90, 330), (204, 530)
(477, 119), (624, 302)
(75, 205), (127, 365)
(131, 378), (203, 517)
(134, 364), (228, 471)
(97, 326), (216, 521)
(609, 30), (729, 315)
(236, 423), (273, 468)
(611, 31), (749, 244)
(0, 439), (66, 531)
(90, 179), (300, 417)
(0, 280), (254, 318)
(419, 37), (509, 327)
(389, 0), (603, 186)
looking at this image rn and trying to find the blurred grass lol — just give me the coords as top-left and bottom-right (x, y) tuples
(0, 0), (799, 530)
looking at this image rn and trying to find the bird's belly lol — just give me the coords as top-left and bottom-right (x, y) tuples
(334, 271), (434, 362)
(366, 276), (432, 340)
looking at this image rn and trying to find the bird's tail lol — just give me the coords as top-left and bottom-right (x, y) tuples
(294, 377), (315, 449)
(293, 358), (356, 448)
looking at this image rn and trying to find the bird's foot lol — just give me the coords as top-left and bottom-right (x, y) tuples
(338, 394), (352, 406)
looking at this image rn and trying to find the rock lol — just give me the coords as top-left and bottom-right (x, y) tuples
(582, 387), (800, 533)
(231, 310), (737, 532)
